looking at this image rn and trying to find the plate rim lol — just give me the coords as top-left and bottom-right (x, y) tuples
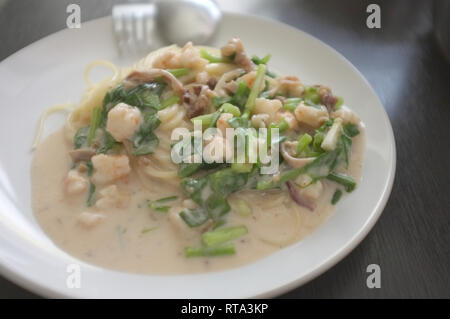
(0, 12), (396, 299)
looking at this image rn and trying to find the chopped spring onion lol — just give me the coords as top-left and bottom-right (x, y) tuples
(202, 225), (248, 247)
(335, 96), (344, 110)
(200, 49), (230, 63)
(232, 199), (253, 216)
(168, 68), (189, 78)
(296, 133), (313, 156)
(141, 226), (158, 234)
(160, 95), (180, 109)
(283, 98), (302, 111)
(220, 103), (241, 117)
(185, 242), (236, 258)
(231, 163), (253, 173)
(87, 107), (101, 147)
(242, 64), (267, 119)
(327, 172), (356, 192)
(87, 182), (96, 207)
(331, 189), (342, 205)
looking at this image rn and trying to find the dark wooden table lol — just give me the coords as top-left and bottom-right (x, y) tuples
(0, 0), (448, 299)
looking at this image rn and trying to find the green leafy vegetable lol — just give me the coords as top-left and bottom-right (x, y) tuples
(87, 107), (101, 147)
(181, 177), (208, 205)
(73, 126), (89, 149)
(205, 193), (231, 220)
(327, 172), (356, 192)
(251, 54), (271, 65)
(242, 64), (267, 119)
(331, 189), (342, 205)
(202, 225), (248, 247)
(87, 182), (96, 207)
(184, 242), (235, 257)
(200, 49), (231, 63)
(179, 208), (209, 227)
(343, 123), (360, 137)
(208, 168), (249, 197)
(168, 68), (189, 78)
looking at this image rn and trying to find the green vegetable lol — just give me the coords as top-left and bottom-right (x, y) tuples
(231, 163), (253, 173)
(202, 225), (248, 247)
(86, 160), (94, 177)
(296, 133), (313, 156)
(155, 196), (178, 203)
(303, 86), (321, 104)
(73, 126), (89, 149)
(181, 177), (208, 205)
(178, 162), (203, 178)
(130, 110), (160, 156)
(212, 96), (232, 109)
(327, 172), (356, 192)
(200, 49), (231, 63)
(148, 202), (170, 213)
(185, 242), (236, 257)
(96, 130), (117, 154)
(337, 133), (352, 168)
(312, 132), (325, 152)
(168, 68), (189, 78)
(283, 98), (302, 111)
(208, 168), (249, 197)
(343, 123), (360, 137)
(242, 64), (267, 119)
(179, 208), (209, 227)
(335, 96), (344, 110)
(267, 118), (289, 145)
(205, 193), (231, 220)
(257, 148), (341, 190)
(191, 113), (218, 128)
(141, 226), (157, 234)
(231, 82), (250, 109)
(251, 54), (271, 65)
(87, 182), (96, 207)
(331, 189), (342, 205)
(160, 95), (180, 109)
(220, 103), (241, 117)
(232, 199), (253, 216)
(87, 107), (101, 147)
(227, 116), (249, 128)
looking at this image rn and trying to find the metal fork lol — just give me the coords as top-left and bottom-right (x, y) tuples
(112, 0), (222, 57)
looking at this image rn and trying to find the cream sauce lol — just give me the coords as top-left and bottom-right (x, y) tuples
(31, 126), (365, 274)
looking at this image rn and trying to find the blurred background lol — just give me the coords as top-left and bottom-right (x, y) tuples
(0, 0), (449, 298)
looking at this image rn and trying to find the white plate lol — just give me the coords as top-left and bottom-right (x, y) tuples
(0, 13), (395, 298)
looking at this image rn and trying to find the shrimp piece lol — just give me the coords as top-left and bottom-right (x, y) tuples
(91, 154), (131, 185)
(77, 212), (105, 229)
(251, 113), (270, 128)
(216, 113), (233, 137)
(253, 98), (282, 123)
(106, 103), (142, 142)
(294, 101), (329, 128)
(274, 110), (299, 130)
(299, 181), (323, 201)
(277, 76), (304, 97)
(64, 170), (88, 195)
(332, 105), (361, 125)
(95, 185), (130, 210)
(153, 42), (208, 70)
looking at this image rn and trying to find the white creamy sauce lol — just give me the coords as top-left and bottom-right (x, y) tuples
(31, 126), (365, 274)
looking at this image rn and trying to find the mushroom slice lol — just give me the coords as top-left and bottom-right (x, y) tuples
(124, 69), (185, 97)
(280, 141), (314, 169)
